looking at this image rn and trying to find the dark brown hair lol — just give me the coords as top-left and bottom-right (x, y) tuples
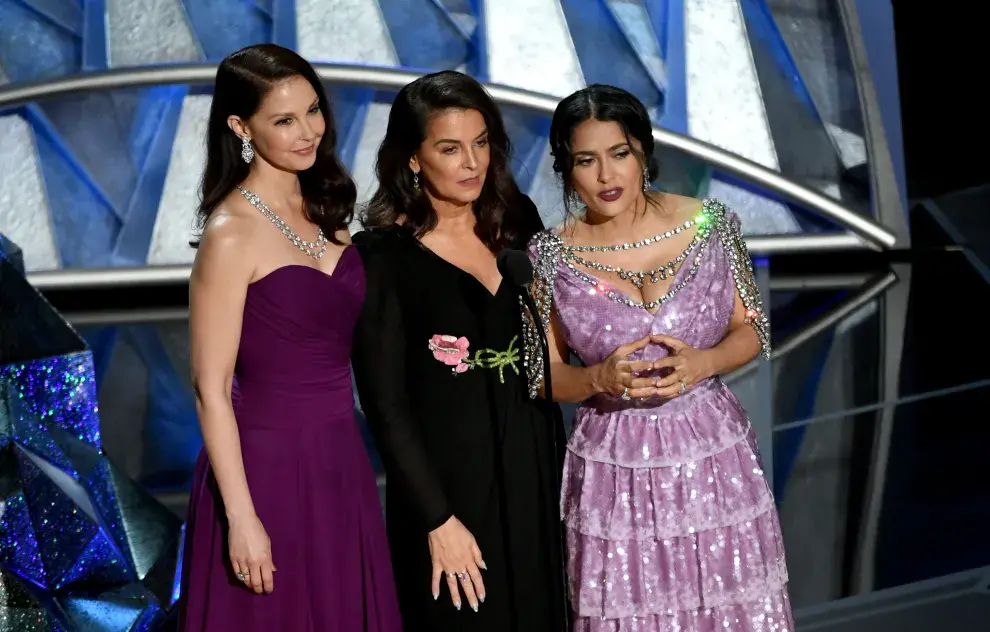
(196, 43), (355, 243)
(549, 84), (659, 214)
(361, 70), (531, 252)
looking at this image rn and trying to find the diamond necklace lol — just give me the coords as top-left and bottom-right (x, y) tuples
(237, 186), (328, 259)
(564, 229), (705, 289)
(565, 214), (703, 252)
(560, 211), (709, 291)
(562, 221), (713, 311)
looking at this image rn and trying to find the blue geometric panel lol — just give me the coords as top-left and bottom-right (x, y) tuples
(0, 231), (25, 274)
(501, 107), (551, 194)
(644, 0), (687, 133)
(110, 85), (188, 265)
(19, 0), (83, 35)
(737, 0), (842, 182)
(18, 453), (103, 589)
(0, 568), (66, 631)
(122, 327), (201, 492)
(0, 0), (81, 83)
(0, 458), (48, 588)
(0, 242), (183, 626)
(31, 86), (187, 266)
(179, 0), (273, 60)
(327, 85), (375, 173)
(377, 0), (479, 71)
(25, 105), (121, 269)
(60, 583), (166, 631)
(560, 0), (665, 121)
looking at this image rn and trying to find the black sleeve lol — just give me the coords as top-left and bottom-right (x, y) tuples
(516, 194), (546, 248)
(351, 230), (453, 532)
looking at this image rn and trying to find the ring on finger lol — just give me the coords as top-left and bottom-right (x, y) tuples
(236, 571), (249, 582)
(680, 380), (687, 393)
(457, 572), (470, 582)
(621, 387), (631, 401)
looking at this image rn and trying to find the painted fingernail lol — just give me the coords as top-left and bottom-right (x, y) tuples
(479, 560), (488, 570)
(471, 603), (479, 612)
(433, 591), (438, 600)
(479, 594), (485, 603)
(455, 602), (462, 611)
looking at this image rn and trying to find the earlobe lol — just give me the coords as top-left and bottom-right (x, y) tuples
(408, 155), (420, 174)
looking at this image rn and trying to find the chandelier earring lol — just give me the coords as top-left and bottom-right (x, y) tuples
(642, 166), (650, 192)
(241, 137), (254, 164)
(413, 171), (421, 192)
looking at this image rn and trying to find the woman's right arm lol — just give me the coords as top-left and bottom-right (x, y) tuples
(543, 310), (657, 403)
(526, 240), (656, 403)
(189, 215), (274, 594)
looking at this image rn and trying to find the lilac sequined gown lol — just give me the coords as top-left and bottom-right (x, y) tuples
(527, 202), (793, 632)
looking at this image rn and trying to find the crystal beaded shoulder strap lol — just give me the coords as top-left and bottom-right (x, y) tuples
(520, 230), (563, 399)
(709, 199), (772, 359)
(236, 186), (328, 260)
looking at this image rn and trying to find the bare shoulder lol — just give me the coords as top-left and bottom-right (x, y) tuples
(193, 202), (260, 284)
(654, 192), (705, 221)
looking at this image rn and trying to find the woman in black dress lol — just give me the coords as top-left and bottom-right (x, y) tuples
(351, 70), (568, 632)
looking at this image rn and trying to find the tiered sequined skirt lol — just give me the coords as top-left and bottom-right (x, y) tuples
(563, 379), (794, 632)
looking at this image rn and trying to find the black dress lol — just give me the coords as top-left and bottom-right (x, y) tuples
(351, 220), (568, 632)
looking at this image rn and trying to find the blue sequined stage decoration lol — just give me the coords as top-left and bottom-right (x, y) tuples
(0, 236), (182, 631)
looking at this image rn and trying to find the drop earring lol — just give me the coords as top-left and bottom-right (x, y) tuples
(413, 172), (421, 192)
(241, 137), (254, 164)
(642, 166), (650, 192)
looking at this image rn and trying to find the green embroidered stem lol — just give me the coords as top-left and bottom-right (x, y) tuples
(464, 335), (521, 384)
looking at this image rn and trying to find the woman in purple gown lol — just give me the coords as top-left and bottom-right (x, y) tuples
(177, 44), (401, 631)
(523, 85), (794, 631)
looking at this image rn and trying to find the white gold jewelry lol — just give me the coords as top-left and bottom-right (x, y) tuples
(241, 137), (254, 164)
(621, 387), (631, 401)
(413, 171), (420, 192)
(680, 380), (687, 394)
(643, 166), (649, 192)
(237, 186), (327, 259)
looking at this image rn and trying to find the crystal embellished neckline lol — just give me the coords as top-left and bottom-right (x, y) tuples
(237, 186), (328, 259)
(563, 211), (705, 252)
(558, 206), (713, 310)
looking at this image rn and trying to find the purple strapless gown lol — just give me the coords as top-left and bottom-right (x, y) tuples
(529, 205), (793, 632)
(178, 251), (402, 632)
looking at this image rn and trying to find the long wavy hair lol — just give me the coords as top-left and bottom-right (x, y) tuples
(361, 70), (530, 252)
(196, 44), (356, 243)
(549, 84), (659, 215)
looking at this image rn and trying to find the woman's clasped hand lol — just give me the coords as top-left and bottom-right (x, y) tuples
(592, 334), (717, 399)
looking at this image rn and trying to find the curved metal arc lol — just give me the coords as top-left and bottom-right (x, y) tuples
(24, 232), (872, 291)
(0, 63), (896, 250)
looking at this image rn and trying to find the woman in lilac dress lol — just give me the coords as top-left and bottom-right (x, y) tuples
(178, 44), (401, 631)
(523, 85), (793, 631)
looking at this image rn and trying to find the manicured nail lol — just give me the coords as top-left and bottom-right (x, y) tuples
(471, 603), (479, 612)
(479, 560), (488, 570)
(455, 602), (462, 611)
(433, 591), (438, 600)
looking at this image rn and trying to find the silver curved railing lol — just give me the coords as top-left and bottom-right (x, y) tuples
(0, 63), (899, 290)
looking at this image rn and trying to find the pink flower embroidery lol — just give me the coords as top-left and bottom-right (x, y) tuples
(428, 335), (472, 374)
